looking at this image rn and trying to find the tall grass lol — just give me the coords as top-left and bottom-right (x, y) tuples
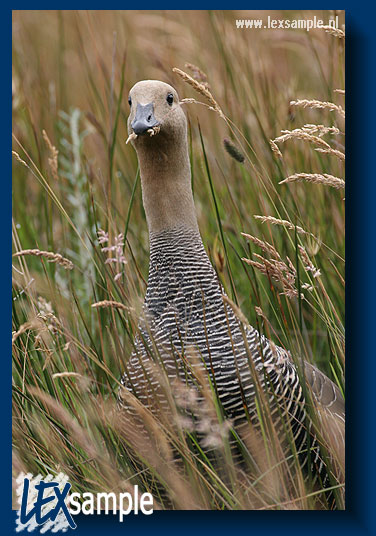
(12, 10), (345, 510)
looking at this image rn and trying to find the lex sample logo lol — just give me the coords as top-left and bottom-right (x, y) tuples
(15, 473), (76, 532)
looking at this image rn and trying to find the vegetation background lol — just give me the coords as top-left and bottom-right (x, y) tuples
(12, 10), (345, 510)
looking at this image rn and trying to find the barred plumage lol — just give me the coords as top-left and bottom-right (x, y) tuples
(119, 227), (341, 481)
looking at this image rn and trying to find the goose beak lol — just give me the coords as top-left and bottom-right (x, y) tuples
(131, 103), (160, 135)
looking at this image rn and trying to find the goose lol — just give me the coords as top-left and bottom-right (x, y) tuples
(118, 79), (345, 505)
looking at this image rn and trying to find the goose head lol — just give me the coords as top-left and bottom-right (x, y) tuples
(126, 80), (196, 233)
(127, 80), (186, 144)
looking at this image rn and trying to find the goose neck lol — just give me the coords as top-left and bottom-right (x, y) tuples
(137, 135), (199, 235)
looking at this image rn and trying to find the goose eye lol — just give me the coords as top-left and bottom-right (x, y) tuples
(128, 96), (132, 106)
(166, 93), (174, 106)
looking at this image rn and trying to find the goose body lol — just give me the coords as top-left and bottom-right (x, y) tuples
(119, 80), (345, 500)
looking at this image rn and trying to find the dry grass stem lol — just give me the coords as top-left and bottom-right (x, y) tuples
(147, 125), (160, 137)
(126, 132), (137, 144)
(30, 388), (99, 459)
(241, 232), (280, 259)
(184, 63), (210, 89)
(42, 130), (59, 181)
(13, 249), (74, 269)
(315, 147), (345, 161)
(269, 139), (283, 158)
(254, 215), (307, 235)
(322, 26), (345, 39)
(334, 89), (345, 95)
(12, 150), (28, 167)
(242, 253), (299, 299)
(98, 230), (127, 281)
(279, 173), (345, 189)
(12, 319), (43, 344)
(125, 125), (161, 144)
(172, 67), (224, 118)
(52, 372), (83, 379)
(222, 295), (250, 327)
(91, 300), (134, 312)
(254, 306), (267, 319)
(298, 246), (321, 278)
(301, 124), (341, 136)
(180, 97), (220, 115)
(290, 99), (345, 119)
(180, 98), (197, 105)
(273, 129), (332, 150)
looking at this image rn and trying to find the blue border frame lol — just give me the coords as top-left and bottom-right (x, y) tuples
(8, 4), (376, 535)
